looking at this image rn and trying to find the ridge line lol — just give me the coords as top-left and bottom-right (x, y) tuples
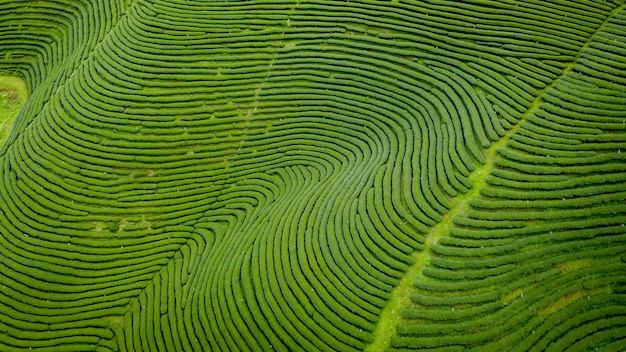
(231, 0), (300, 158)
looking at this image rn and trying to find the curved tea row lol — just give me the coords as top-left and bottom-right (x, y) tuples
(393, 7), (626, 351)
(0, 0), (624, 351)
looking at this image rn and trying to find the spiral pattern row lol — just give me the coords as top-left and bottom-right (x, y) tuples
(0, 0), (625, 351)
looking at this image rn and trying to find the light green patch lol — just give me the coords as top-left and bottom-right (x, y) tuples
(502, 287), (528, 305)
(104, 315), (126, 328)
(92, 222), (108, 233)
(0, 75), (28, 148)
(556, 259), (593, 273)
(283, 41), (298, 49)
(537, 286), (609, 316)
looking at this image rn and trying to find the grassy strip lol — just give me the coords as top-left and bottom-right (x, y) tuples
(0, 75), (28, 148)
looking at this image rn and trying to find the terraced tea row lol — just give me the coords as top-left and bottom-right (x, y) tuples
(392, 6), (626, 351)
(0, 0), (624, 351)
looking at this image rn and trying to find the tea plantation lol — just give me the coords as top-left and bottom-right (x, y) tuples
(0, 0), (625, 351)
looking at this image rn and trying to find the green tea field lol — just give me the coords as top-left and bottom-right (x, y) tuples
(0, 0), (625, 351)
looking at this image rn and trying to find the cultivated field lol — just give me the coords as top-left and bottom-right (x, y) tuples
(0, 0), (625, 351)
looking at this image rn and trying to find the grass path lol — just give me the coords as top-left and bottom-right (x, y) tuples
(0, 75), (28, 148)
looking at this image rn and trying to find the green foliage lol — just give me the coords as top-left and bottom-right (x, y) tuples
(0, 75), (27, 148)
(0, 0), (625, 351)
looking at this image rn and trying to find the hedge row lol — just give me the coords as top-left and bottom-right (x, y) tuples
(393, 4), (626, 350)
(1, 0), (625, 350)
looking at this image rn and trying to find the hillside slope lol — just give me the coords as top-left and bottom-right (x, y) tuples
(0, 0), (625, 351)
